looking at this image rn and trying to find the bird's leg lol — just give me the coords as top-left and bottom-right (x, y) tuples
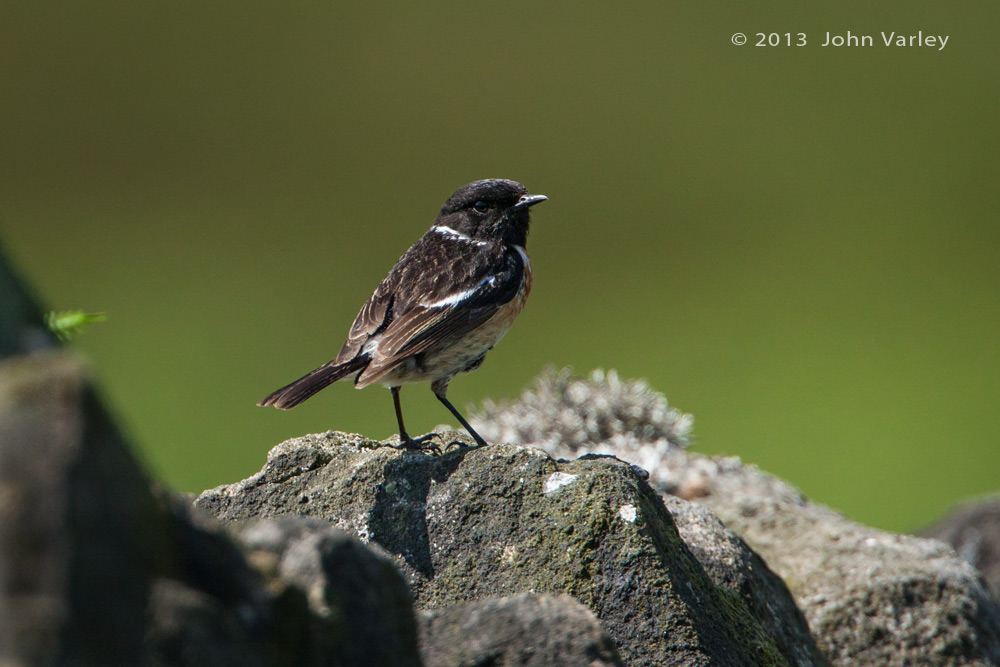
(390, 386), (439, 451)
(431, 378), (489, 448)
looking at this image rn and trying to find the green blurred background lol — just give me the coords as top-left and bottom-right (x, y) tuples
(2, 2), (997, 533)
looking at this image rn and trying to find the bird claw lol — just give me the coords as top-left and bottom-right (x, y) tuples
(390, 430), (488, 455)
(394, 432), (442, 454)
(440, 433), (488, 451)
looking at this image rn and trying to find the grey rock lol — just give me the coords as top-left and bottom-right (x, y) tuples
(197, 431), (789, 666)
(663, 496), (831, 667)
(660, 456), (1000, 666)
(473, 366), (693, 457)
(920, 495), (1000, 600)
(0, 351), (422, 667)
(0, 351), (166, 666)
(473, 368), (1000, 665)
(144, 578), (289, 667)
(419, 592), (623, 667)
(235, 515), (422, 667)
(147, 496), (330, 667)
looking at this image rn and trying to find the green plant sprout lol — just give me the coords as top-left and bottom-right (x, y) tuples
(46, 310), (107, 340)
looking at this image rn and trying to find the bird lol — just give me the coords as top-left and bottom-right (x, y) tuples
(258, 178), (547, 449)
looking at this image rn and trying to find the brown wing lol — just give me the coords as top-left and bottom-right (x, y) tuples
(353, 234), (525, 386)
(333, 268), (400, 364)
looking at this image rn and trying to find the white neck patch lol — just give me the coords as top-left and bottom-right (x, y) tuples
(431, 225), (489, 246)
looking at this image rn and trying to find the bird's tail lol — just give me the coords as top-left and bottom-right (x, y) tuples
(257, 356), (367, 409)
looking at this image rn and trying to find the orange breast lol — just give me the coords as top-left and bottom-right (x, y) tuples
(374, 245), (533, 386)
(473, 245), (530, 348)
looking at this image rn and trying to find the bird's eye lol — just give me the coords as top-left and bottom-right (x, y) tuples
(473, 201), (489, 213)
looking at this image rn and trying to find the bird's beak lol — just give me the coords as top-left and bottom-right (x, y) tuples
(513, 194), (548, 210)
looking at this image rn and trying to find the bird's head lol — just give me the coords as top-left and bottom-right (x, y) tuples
(435, 179), (547, 247)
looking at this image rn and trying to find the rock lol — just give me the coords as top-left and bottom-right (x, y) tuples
(472, 368), (1000, 665)
(663, 496), (830, 667)
(920, 495), (1000, 600)
(0, 351), (166, 665)
(419, 592), (623, 667)
(235, 515), (422, 667)
(470, 368), (1000, 665)
(147, 496), (331, 667)
(661, 456), (1000, 666)
(197, 431), (790, 666)
(470, 368), (827, 666)
(144, 577), (303, 667)
(0, 351), (423, 666)
(473, 366), (693, 457)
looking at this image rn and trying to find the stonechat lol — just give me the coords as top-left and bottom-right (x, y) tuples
(258, 179), (546, 448)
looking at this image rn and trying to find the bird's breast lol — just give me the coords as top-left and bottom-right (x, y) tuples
(376, 245), (533, 387)
(445, 245), (532, 359)
(491, 245), (532, 331)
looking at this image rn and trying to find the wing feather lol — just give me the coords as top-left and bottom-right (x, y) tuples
(355, 239), (524, 385)
(333, 264), (401, 363)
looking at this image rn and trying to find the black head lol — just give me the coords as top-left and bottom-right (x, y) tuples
(435, 179), (547, 247)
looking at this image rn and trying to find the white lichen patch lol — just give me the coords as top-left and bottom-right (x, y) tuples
(472, 367), (693, 453)
(355, 520), (371, 543)
(618, 504), (638, 523)
(543, 471), (578, 495)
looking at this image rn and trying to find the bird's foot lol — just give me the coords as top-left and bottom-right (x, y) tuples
(394, 432), (442, 454)
(439, 430), (488, 451)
